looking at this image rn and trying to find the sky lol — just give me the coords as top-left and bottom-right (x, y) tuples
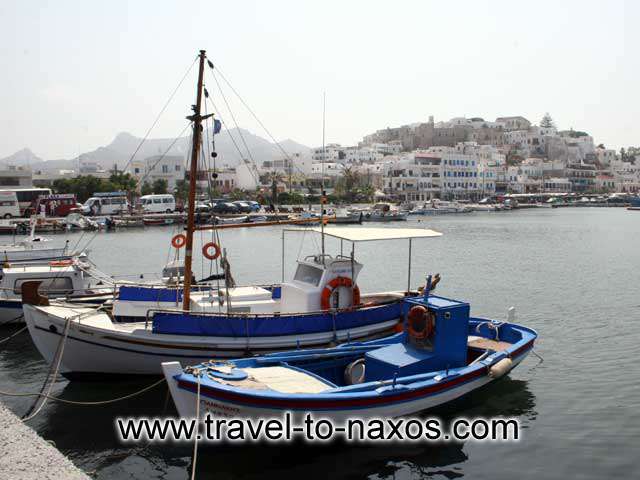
(0, 0), (638, 160)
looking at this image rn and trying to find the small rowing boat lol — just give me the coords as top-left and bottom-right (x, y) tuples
(162, 293), (537, 420)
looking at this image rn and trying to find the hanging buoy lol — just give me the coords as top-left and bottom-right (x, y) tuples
(407, 305), (435, 340)
(171, 234), (187, 249)
(202, 242), (221, 260)
(321, 276), (360, 310)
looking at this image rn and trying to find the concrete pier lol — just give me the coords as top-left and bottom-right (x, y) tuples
(0, 402), (89, 480)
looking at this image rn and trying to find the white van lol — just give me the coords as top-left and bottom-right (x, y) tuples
(82, 192), (129, 216)
(140, 194), (176, 213)
(0, 191), (20, 218)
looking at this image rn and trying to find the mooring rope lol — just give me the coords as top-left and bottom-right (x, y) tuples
(0, 325), (27, 345)
(0, 313), (24, 327)
(0, 377), (166, 405)
(21, 316), (72, 421)
(190, 370), (202, 480)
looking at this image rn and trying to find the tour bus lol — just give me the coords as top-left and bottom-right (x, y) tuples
(0, 191), (21, 218)
(81, 191), (130, 216)
(0, 187), (52, 216)
(140, 194), (176, 213)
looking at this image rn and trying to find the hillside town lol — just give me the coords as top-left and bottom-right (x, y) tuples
(0, 114), (638, 204)
(301, 114), (640, 202)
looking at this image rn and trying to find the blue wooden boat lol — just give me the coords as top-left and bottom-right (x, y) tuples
(162, 290), (537, 420)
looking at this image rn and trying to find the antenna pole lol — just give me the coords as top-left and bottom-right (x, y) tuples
(182, 50), (207, 310)
(321, 91), (326, 259)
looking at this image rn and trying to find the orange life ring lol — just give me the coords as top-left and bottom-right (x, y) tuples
(407, 305), (435, 340)
(321, 276), (361, 310)
(50, 259), (73, 267)
(202, 242), (221, 260)
(171, 234), (187, 249)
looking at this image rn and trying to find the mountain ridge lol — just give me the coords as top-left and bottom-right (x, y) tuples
(0, 128), (310, 172)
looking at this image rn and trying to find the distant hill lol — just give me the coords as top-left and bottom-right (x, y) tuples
(0, 128), (310, 173)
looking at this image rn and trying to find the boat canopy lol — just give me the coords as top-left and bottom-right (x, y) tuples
(283, 227), (443, 289)
(289, 226), (443, 242)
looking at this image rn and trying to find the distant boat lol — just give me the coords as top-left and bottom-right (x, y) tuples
(1, 256), (114, 324)
(143, 217), (175, 226)
(409, 200), (473, 215)
(215, 215), (249, 225)
(0, 219), (70, 261)
(328, 208), (362, 224)
(362, 203), (407, 222)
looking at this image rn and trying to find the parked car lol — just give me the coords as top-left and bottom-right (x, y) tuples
(194, 201), (211, 213)
(211, 202), (239, 214)
(247, 201), (261, 212)
(232, 201), (252, 213)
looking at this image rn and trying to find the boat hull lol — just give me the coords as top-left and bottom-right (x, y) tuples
(161, 341), (533, 421)
(23, 303), (401, 376)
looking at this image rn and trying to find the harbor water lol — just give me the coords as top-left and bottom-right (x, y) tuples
(1, 208), (639, 479)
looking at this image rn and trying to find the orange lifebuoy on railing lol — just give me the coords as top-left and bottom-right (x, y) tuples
(202, 242), (221, 260)
(407, 305), (435, 340)
(321, 276), (361, 310)
(171, 234), (187, 249)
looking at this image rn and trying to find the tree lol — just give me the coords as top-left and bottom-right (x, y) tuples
(140, 182), (153, 196)
(173, 179), (189, 202)
(540, 113), (555, 129)
(152, 178), (168, 194)
(108, 172), (137, 193)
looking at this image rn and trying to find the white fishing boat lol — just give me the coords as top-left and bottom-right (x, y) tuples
(1, 257), (114, 325)
(362, 203), (407, 222)
(408, 200), (473, 215)
(22, 226), (441, 376)
(21, 49), (443, 378)
(0, 219), (70, 262)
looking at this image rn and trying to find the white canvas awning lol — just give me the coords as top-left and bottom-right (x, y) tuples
(286, 226), (442, 242)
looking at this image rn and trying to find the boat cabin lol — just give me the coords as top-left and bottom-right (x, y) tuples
(188, 254), (363, 315)
(0, 260), (107, 300)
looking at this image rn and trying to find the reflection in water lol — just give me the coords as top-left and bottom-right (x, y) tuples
(40, 375), (536, 480)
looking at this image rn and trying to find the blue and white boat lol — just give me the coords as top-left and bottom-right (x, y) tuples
(22, 226), (441, 376)
(162, 291), (537, 420)
(22, 50), (443, 377)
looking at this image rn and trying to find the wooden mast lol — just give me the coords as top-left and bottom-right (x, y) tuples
(182, 49), (207, 311)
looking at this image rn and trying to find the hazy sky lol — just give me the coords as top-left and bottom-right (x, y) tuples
(1, 0), (638, 159)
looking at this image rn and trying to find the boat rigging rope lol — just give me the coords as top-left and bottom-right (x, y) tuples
(0, 378), (166, 405)
(137, 122), (193, 187)
(0, 325), (27, 345)
(190, 370), (202, 480)
(122, 55), (198, 174)
(21, 316), (72, 421)
(210, 65), (308, 178)
(209, 72), (258, 173)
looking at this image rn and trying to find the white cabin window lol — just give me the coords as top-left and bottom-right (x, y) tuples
(293, 264), (323, 286)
